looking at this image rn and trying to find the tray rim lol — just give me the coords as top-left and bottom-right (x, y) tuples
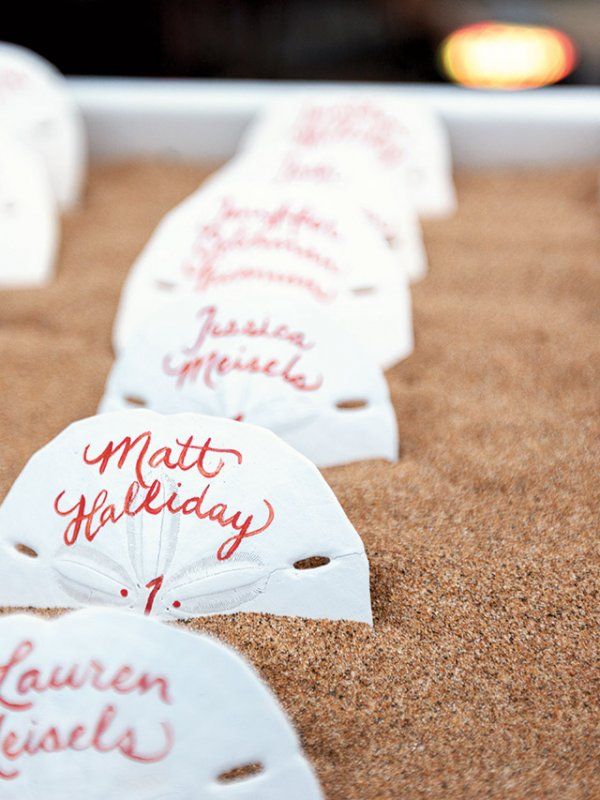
(67, 78), (600, 167)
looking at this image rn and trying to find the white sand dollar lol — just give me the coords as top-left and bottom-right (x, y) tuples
(113, 183), (413, 369)
(0, 42), (86, 210)
(100, 292), (398, 467)
(0, 133), (58, 287)
(206, 145), (427, 281)
(0, 410), (372, 624)
(0, 608), (322, 798)
(240, 92), (456, 218)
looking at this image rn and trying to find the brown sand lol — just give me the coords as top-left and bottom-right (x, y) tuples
(0, 162), (598, 799)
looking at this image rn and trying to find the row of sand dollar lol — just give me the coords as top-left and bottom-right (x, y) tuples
(0, 44), (454, 797)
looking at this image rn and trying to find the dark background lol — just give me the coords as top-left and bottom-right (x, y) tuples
(1, 0), (598, 84)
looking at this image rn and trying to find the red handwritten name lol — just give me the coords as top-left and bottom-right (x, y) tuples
(52, 431), (275, 561)
(182, 305), (315, 353)
(293, 103), (406, 166)
(191, 229), (339, 274)
(187, 261), (336, 303)
(162, 305), (323, 393)
(0, 641), (172, 712)
(83, 432), (241, 489)
(172, 196), (345, 298)
(211, 196), (339, 238)
(0, 705), (174, 779)
(279, 156), (338, 184)
(0, 640), (173, 780)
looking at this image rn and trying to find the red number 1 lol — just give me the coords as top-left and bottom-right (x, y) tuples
(144, 575), (164, 615)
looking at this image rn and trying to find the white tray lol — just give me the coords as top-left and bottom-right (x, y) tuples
(68, 78), (600, 168)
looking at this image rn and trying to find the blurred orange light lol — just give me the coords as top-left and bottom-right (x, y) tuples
(440, 21), (577, 90)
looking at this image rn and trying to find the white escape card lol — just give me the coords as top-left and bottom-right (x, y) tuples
(206, 145), (427, 281)
(239, 93), (456, 218)
(0, 133), (58, 287)
(113, 183), (413, 369)
(0, 410), (372, 624)
(100, 292), (398, 467)
(0, 609), (323, 798)
(0, 42), (86, 210)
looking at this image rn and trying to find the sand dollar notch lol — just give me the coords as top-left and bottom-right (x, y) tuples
(0, 42), (86, 210)
(204, 144), (428, 282)
(0, 608), (323, 798)
(0, 410), (372, 624)
(112, 182), (413, 370)
(99, 291), (398, 468)
(239, 92), (456, 219)
(0, 132), (58, 287)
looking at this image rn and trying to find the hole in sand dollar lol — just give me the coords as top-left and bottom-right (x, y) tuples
(352, 286), (376, 296)
(335, 398), (368, 410)
(217, 762), (264, 784)
(124, 395), (147, 408)
(15, 543), (38, 558)
(293, 556), (331, 570)
(156, 279), (176, 291)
